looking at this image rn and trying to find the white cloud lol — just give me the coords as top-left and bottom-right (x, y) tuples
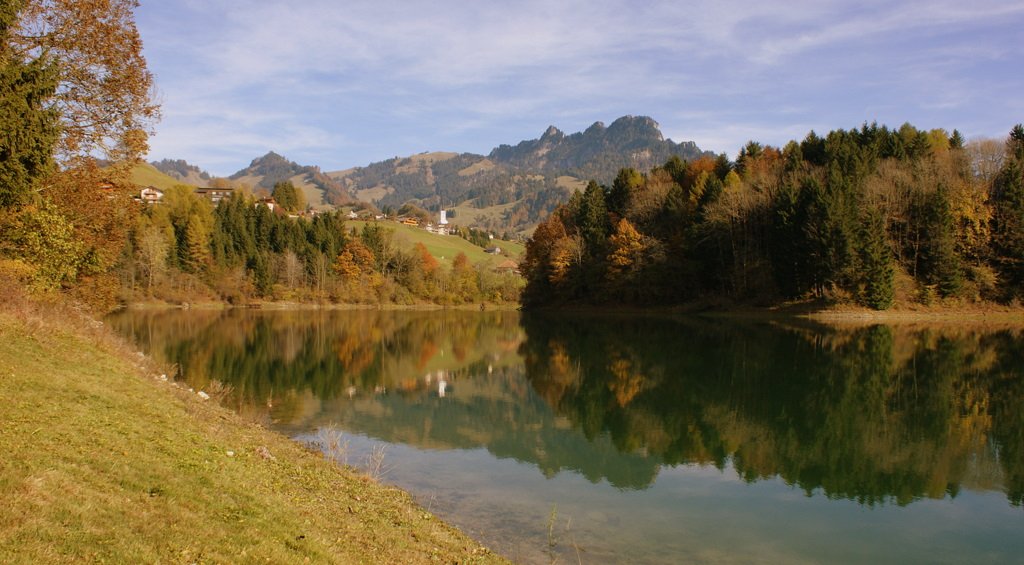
(137, 0), (1024, 173)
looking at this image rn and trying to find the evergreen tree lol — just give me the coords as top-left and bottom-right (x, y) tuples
(0, 0), (59, 208)
(249, 250), (272, 296)
(801, 171), (856, 297)
(857, 210), (895, 310)
(949, 129), (965, 150)
(272, 180), (303, 211)
(769, 180), (810, 297)
(662, 155), (687, 187)
(697, 176), (723, 216)
(576, 180), (608, 253)
(912, 185), (962, 297)
(800, 131), (826, 166)
(607, 168), (642, 217)
(991, 125), (1024, 296)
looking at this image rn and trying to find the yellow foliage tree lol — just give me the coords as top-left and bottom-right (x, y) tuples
(333, 240), (375, 280)
(606, 218), (646, 283)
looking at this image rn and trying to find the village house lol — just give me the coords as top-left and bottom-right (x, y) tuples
(193, 187), (234, 204)
(494, 259), (519, 275)
(256, 197), (279, 212)
(137, 186), (164, 204)
(425, 222), (451, 235)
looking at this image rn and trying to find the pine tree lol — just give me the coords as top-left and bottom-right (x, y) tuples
(915, 185), (962, 297)
(769, 180), (809, 297)
(800, 170), (856, 297)
(0, 0), (60, 208)
(272, 180), (302, 211)
(576, 180), (608, 253)
(991, 125), (1024, 296)
(857, 210), (894, 310)
(607, 168), (642, 217)
(949, 129), (965, 149)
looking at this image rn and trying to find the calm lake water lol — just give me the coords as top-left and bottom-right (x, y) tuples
(106, 309), (1024, 564)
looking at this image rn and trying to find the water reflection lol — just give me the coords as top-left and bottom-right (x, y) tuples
(108, 309), (660, 489)
(521, 314), (1024, 506)
(107, 309), (1024, 507)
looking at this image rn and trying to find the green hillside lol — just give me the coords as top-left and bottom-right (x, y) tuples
(130, 162), (195, 190)
(346, 220), (523, 268)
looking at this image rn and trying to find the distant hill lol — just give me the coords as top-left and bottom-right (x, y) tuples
(154, 116), (710, 233)
(130, 162), (194, 191)
(488, 116), (707, 180)
(230, 151), (352, 208)
(328, 116), (712, 233)
(149, 158), (211, 186)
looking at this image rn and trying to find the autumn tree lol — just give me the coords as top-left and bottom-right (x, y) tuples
(333, 240), (375, 280)
(606, 218), (645, 283)
(0, 0), (158, 310)
(11, 0), (158, 162)
(449, 252), (479, 303)
(414, 242), (439, 276)
(521, 210), (579, 305)
(135, 221), (169, 295)
(605, 218), (663, 302)
(0, 202), (88, 291)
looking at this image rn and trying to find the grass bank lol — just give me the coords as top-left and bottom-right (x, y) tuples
(524, 298), (1024, 326)
(0, 298), (504, 564)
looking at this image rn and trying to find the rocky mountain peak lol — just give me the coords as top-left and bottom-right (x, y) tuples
(541, 125), (564, 140)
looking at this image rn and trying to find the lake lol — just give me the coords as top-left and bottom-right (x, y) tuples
(107, 308), (1024, 564)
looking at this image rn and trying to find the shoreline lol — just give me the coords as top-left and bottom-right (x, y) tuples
(120, 299), (522, 312)
(0, 298), (506, 564)
(518, 300), (1024, 327)
(121, 297), (1024, 322)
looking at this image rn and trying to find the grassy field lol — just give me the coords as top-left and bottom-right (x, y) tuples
(346, 221), (524, 267)
(0, 298), (504, 564)
(129, 162), (193, 191)
(449, 202), (518, 233)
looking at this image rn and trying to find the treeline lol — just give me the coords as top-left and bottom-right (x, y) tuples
(522, 123), (1024, 309)
(124, 187), (521, 305)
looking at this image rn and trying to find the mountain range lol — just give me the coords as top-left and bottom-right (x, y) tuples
(150, 115), (711, 233)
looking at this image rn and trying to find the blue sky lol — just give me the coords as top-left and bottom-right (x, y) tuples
(136, 0), (1024, 177)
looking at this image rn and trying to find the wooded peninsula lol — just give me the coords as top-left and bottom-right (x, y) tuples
(523, 124), (1024, 311)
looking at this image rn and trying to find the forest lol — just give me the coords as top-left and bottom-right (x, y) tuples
(522, 123), (1024, 310)
(122, 182), (522, 306)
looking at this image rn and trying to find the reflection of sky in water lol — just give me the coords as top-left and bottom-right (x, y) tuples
(107, 309), (1024, 564)
(303, 433), (1024, 565)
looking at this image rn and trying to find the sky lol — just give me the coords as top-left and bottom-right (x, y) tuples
(135, 0), (1024, 177)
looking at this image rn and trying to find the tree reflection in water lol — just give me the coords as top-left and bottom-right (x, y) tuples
(108, 308), (1024, 506)
(520, 313), (1024, 506)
